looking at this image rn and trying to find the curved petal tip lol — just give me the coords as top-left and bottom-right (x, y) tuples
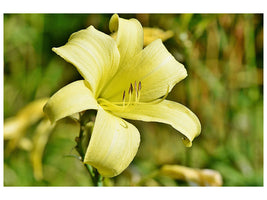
(109, 14), (119, 32)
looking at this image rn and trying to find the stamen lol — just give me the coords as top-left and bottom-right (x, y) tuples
(138, 81), (142, 91)
(136, 81), (142, 102)
(129, 83), (133, 94)
(98, 83), (168, 113)
(122, 90), (126, 101)
(127, 90), (132, 107)
(98, 98), (125, 111)
(122, 90), (126, 107)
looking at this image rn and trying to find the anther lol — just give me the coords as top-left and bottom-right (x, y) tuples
(122, 90), (126, 101)
(128, 83), (133, 94)
(138, 81), (142, 91)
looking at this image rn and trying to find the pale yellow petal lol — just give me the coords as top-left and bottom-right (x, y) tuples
(18, 137), (33, 151)
(4, 117), (26, 140)
(16, 98), (49, 123)
(43, 80), (98, 123)
(160, 165), (223, 186)
(52, 26), (120, 96)
(100, 39), (187, 102)
(4, 98), (48, 140)
(84, 109), (140, 177)
(109, 14), (143, 68)
(114, 100), (201, 147)
(4, 98), (48, 154)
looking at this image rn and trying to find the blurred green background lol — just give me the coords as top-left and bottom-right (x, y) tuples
(4, 14), (263, 186)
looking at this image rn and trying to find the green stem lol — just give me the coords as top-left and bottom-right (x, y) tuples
(75, 111), (103, 186)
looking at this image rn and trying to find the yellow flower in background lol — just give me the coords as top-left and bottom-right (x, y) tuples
(44, 14), (201, 177)
(160, 165), (223, 186)
(4, 98), (48, 153)
(4, 98), (54, 181)
(143, 27), (174, 46)
(112, 27), (174, 46)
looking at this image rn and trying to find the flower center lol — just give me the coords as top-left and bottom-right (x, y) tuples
(97, 81), (169, 113)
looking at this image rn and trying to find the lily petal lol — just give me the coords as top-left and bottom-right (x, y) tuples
(84, 108), (140, 177)
(4, 98), (48, 140)
(4, 98), (48, 154)
(160, 165), (223, 186)
(43, 80), (98, 123)
(101, 39), (187, 102)
(113, 100), (201, 147)
(52, 26), (120, 96)
(109, 14), (143, 68)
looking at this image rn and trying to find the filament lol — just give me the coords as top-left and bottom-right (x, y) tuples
(98, 81), (169, 112)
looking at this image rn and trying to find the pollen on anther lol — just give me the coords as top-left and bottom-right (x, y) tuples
(129, 83), (133, 94)
(138, 81), (142, 91)
(122, 90), (126, 100)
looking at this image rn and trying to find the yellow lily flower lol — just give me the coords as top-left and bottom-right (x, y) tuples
(4, 98), (55, 180)
(160, 165), (223, 186)
(44, 14), (201, 177)
(112, 27), (174, 46)
(143, 27), (174, 46)
(4, 98), (48, 153)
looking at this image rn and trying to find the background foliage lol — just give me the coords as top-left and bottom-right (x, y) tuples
(4, 13), (263, 186)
